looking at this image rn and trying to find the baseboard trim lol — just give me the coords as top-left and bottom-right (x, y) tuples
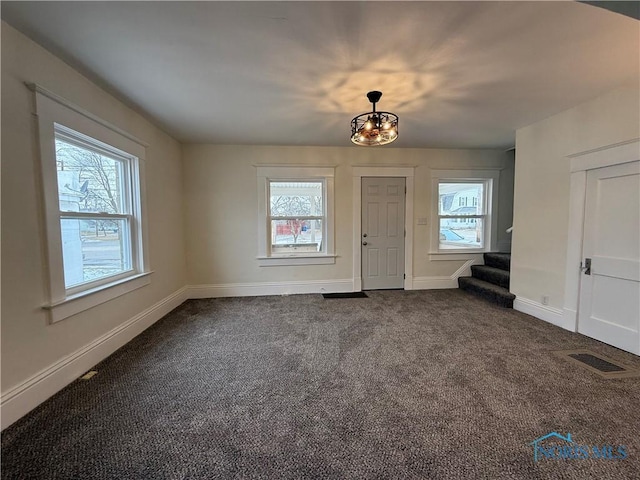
(188, 279), (354, 298)
(514, 297), (571, 330)
(412, 259), (481, 290)
(0, 286), (189, 430)
(562, 308), (578, 332)
(412, 276), (457, 289)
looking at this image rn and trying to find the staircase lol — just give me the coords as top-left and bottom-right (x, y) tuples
(458, 253), (515, 308)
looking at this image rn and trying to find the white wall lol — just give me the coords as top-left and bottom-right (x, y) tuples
(511, 83), (640, 314)
(1, 23), (188, 427)
(183, 145), (514, 290)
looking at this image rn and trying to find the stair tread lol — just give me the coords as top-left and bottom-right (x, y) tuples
(471, 265), (510, 275)
(471, 265), (509, 285)
(458, 276), (515, 308)
(459, 277), (515, 297)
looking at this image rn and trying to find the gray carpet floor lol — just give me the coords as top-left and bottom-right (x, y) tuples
(2, 289), (640, 479)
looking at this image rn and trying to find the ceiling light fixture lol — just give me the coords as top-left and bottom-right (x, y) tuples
(350, 91), (399, 146)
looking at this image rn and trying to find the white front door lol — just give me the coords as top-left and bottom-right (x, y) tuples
(578, 161), (640, 355)
(361, 177), (405, 290)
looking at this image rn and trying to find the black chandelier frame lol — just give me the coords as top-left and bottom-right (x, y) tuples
(350, 91), (399, 146)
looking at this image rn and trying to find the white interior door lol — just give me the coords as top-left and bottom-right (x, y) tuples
(578, 161), (640, 355)
(361, 177), (405, 290)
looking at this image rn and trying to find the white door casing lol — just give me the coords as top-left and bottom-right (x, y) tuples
(563, 138), (640, 332)
(361, 177), (406, 290)
(577, 161), (640, 355)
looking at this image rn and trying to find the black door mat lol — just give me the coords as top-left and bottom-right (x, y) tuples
(553, 349), (640, 379)
(322, 292), (368, 299)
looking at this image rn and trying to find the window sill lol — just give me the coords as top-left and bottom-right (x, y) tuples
(428, 252), (486, 261)
(257, 255), (337, 267)
(43, 272), (153, 323)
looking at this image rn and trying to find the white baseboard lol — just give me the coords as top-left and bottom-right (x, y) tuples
(514, 297), (572, 330)
(412, 276), (457, 289)
(188, 279), (354, 298)
(0, 286), (189, 430)
(562, 308), (578, 332)
(412, 259), (481, 290)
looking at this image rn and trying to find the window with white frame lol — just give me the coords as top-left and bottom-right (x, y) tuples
(257, 166), (335, 266)
(32, 85), (149, 322)
(431, 170), (500, 253)
(55, 126), (139, 290)
(269, 181), (325, 254)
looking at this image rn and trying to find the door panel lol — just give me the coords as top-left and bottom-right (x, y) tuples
(387, 202), (399, 236)
(367, 249), (380, 277)
(368, 203), (379, 236)
(578, 161), (640, 355)
(387, 248), (399, 276)
(362, 177), (405, 290)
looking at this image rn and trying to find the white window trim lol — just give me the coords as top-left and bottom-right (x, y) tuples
(429, 169), (500, 257)
(256, 166), (335, 266)
(31, 84), (150, 323)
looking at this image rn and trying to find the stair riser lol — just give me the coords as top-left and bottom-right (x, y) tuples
(460, 284), (514, 308)
(483, 253), (511, 271)
(458, 277), (515, 308)
(471, 266), (510, 289)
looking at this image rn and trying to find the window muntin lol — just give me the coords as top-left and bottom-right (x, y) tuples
(55, 127), (139, 291)
(268, 181), (325, 255)
(438, 181), (489, 250)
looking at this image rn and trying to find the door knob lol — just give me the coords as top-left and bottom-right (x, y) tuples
(363, 233), (367, 237)
(362, 241), (368, 246)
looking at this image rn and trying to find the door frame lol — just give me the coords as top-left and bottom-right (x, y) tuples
(563, 138), (640, 332)
(352, 166), (415, 291)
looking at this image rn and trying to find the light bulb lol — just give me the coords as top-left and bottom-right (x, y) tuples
(364, 120), (373, 131)
(383, 122), (391, 130)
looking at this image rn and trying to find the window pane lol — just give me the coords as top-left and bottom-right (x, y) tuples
(61, 218), (132, 287)
(56, 138), (126, 214)
(270, 182), (323, 217)
(271, 219), (323, 253)
(439, 182), (484, 215)
(439, 218), (484, 249)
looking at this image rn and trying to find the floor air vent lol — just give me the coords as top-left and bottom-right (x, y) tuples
(554, 349), (640, 379)
(322, 292), (368, 299)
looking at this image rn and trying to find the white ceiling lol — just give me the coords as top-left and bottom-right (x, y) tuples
(2, 1), (638, 149)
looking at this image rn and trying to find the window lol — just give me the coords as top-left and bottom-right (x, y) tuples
(32, 84), (149, 322)
(431, 170), (500, 254)
(269, 181), (324, 254)
(55, 127), (138, 290)
(257, 166), (335, 266)
(438, 182), (487, 249)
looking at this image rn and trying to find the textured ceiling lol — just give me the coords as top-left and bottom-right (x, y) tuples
(2, 1), (638, 148)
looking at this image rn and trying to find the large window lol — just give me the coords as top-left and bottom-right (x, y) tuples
(33, 85), (149, 322)
(431, 170), (500, 254)
(55, 127), (139, 290)
(257, 166), (335, 266)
